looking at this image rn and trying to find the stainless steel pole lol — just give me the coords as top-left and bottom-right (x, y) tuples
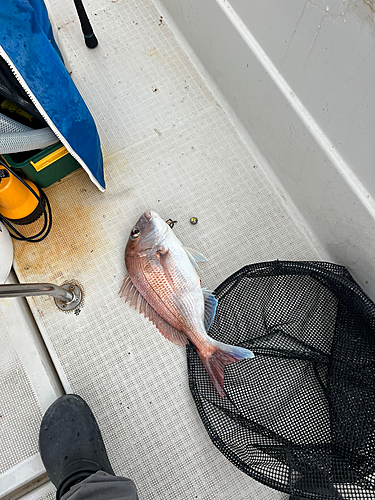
(0, 283), (74, 302)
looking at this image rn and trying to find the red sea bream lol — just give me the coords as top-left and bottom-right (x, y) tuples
(120, 211), (254, 397)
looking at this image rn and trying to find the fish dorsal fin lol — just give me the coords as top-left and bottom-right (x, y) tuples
(202, 288), (218, 332)
(183, 246), (207, 269)
(119, 276), (188, 346)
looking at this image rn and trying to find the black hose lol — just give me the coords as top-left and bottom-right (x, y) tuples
(0, 159), (52, 242)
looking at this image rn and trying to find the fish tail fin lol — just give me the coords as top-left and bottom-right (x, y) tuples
(198, 342), (254, 398)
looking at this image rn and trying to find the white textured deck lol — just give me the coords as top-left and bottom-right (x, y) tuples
(9, 0), (319, 498)
(0, 273), (63, 499)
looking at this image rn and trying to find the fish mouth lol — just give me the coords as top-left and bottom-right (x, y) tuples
(143, 211), (152, 221)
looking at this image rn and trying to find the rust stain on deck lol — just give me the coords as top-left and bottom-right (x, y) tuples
(13, 171), (109, 283)
(364, 0), (375, 14)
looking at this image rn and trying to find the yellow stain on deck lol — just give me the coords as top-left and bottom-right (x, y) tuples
(13, 170), (110, 284)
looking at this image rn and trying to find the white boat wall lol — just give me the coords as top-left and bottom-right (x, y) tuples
(157, 0), (375, 299)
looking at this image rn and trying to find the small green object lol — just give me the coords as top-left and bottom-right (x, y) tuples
(2, 141), (80, 188)
(190, 217), (198, 225)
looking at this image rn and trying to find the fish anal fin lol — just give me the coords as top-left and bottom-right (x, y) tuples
(147, 309), (188, 346)
(119, 276), (187, 346)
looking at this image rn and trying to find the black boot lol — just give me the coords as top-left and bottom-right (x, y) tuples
(39, 394), (115, 499)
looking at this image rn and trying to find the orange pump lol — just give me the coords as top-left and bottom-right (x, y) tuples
(0, 167), (43, 224)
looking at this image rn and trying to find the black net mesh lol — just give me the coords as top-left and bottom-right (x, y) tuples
(187, 261), (375, 499)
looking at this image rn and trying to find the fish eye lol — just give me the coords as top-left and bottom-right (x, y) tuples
(131, 228), (140, 239)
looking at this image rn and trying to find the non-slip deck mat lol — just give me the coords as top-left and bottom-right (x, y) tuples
(0, 302), (41, 475)
(13, 0), (320, 498)
(0, 286), (62, 499)
(22, 481), (56, 500)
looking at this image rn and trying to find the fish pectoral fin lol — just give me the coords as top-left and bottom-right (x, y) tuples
(202, 288), (218, 331)
(183, 246), (208, 269)
(156, 245), (169, 257)
(119, 275), (187, 346)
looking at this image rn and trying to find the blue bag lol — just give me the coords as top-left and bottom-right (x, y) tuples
(0, 0), (105, 191)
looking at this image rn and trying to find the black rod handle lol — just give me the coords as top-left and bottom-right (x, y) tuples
(72, 0), (98, 48)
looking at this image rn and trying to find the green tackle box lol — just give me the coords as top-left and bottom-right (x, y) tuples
(1, 141), (80, 188)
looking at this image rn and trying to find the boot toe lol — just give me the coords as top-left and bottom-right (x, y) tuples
(39, 394), (114, 492)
